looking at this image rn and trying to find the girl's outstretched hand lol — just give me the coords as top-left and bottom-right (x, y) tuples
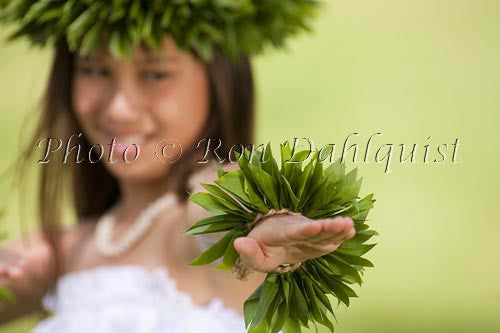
(233, 215), (355, 273)
(0, 234), (52, 307)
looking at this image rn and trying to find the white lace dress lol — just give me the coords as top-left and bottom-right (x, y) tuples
(31, 265), (248, 333)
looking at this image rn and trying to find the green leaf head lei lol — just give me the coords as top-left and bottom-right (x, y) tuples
(0, 0), (322, 61)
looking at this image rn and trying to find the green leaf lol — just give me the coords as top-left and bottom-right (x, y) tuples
(214, 169), (252, 206)
(304, 278), (323, 323)
(66, 2), (101, 49)
(184, 214), (244, 235)
(79, 20), (103, 56)
(188, 231), (234, 266)
(251, 279), (279, 328)
(215, 163), (228, 178)
(201, 183), (253, 213)
(270, 299), (287, 332)
(281, 175), (299, 211)
(338, 243), (377, 257)
(312, 282), (334, 315)
(160, 4), (175, 27)
(244, 284), (263, 329)
(333, 252), (374, 268)
(184, 220), (244, 236)
(264, 294), (282, 330)
(282, 316), (301, 333)
(248, 164), (280, 209)
(189, 192), (247, 217)
(281, 276), (291, 307)
(0, 286), (16, 304)
(292, 278), (309, 327)
(215, 231), (244, 270)
(243, 177), (269, 213)
(324, 277), (351, 306)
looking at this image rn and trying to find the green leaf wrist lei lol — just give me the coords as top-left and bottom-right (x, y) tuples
(185, 142), (378, 333)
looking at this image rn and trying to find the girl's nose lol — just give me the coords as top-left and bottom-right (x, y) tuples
(105, 86), (141, 124)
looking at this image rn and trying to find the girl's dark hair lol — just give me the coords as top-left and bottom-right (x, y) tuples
(14, 38), (255, 287)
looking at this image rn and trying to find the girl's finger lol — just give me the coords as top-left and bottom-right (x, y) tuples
(6, 265), (23, 280)
(233, 237), (267, 272)
(16, 258), (28, 269)
(321, 219), (356, 244)
(267, 220), (323, 246)
(312, 230), (354, 247)
(301, 217), (354, 243)
(0, 248), (22, 265)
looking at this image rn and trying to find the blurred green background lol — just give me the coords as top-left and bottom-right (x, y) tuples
(1, 0), (499, 332)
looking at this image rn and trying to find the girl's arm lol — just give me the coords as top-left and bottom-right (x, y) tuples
(0, 231), (53, 323)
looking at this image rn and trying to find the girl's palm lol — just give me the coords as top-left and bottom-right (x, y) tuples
(0, 235), (52, 300)
(233, 215), (356, 273)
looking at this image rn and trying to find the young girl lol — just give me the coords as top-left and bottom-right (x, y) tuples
(0, 10), (356, 333)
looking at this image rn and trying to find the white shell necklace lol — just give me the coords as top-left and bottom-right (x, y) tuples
(95, 192), (178, 258)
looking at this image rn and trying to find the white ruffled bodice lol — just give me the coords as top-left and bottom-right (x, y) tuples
(31, 265), (248, 333)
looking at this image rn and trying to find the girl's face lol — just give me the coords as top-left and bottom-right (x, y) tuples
(72, 37), (210, 182)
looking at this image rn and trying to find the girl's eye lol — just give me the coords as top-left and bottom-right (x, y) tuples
(142, 71), (170, 81)
(77, 66), (109, 78)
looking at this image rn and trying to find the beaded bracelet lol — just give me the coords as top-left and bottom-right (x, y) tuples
(230, 209), (304, 281)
